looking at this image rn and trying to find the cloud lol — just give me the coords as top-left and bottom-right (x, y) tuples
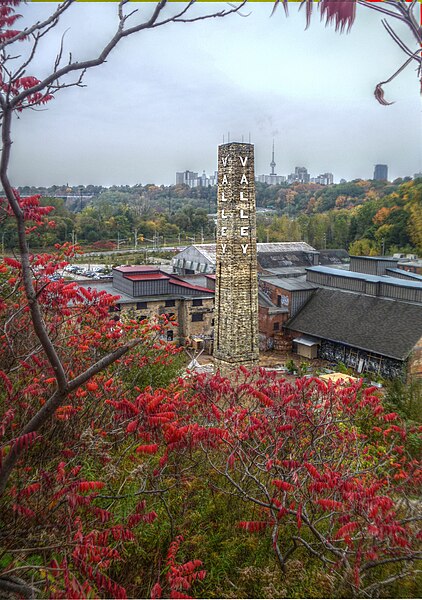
(8, 2), (421, 186)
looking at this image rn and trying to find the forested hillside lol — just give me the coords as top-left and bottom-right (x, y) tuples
(3, 178), (420, 255)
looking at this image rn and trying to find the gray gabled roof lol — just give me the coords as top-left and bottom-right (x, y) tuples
(174, 243), (316, 267)
(286, 288), (422, 361)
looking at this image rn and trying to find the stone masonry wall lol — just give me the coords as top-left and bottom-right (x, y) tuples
(213, 143), (259, 371)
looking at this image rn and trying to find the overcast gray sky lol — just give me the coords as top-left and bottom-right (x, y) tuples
(9, 2), (422, 186)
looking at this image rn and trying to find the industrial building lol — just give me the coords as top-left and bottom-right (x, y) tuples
(82, 265), (215, 347)
(78, 251), (421, 379)
(284, 256), (422, 379)
(172, 242), (324, 276)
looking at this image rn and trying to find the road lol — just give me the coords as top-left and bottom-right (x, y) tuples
(80, 245), (188, 258)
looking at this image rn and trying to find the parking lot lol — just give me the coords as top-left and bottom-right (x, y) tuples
(60, 264), (111, 280)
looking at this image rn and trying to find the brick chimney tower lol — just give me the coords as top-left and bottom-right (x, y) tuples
(213, 142), (259, 372)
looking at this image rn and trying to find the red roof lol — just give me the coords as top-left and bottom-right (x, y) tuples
(114, 265), (159, 273)
(125, 273), (170, 281)
(168, 278), (212, 294)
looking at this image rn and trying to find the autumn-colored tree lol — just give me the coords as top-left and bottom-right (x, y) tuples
(1, 2), (421, 597)
(189, 368), (421, 597)
(278, 0), (422, 105)
(0, 1), (244, 596)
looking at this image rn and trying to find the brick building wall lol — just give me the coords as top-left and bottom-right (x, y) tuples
(112, 296), (214, 345)
(258, 305), (289, 350)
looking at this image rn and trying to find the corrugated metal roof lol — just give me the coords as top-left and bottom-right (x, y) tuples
(177, 242), (317, 266)
(257, 242), (315, 253)
(168, 278), (212, 294)
(349, 255), (399, 262)
(293, 336), (320, 347)
(386, 269), (422, 281)
(188, 244), (216, 262)
(260, 267), (307, 276)
(125, 273), (170, 281)
(75, 280), (213, 303)
(260, 275), (317, 291)
(306, 266), (422, 289)
(114, 265), (159, 273)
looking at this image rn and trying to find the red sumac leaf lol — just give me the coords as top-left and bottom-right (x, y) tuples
(151, 583), (162, 599)
(126, 420), (138, 433)
(11, 431), (39, 453)
(238, 521), (268, 533)
(18, 482), (41, 497)
(136, 444), (159, 455)
(297, 504), (302, 530)
(316, 498), (344, 511)
(304, 463), (321, 479)
(0, 370), (13, 395)
(335, 521), (359, 539)
(12, 503), (36, 518)
(273, 479), (294, 492)
(3, 256), (21, 269)
(77, 481), (105, 492)
(383, 412), (398, 422)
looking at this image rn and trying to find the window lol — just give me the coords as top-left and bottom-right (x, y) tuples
(211, 319), (215, 326)
(273, 322), (280, 331)
(165, 299), (176, 307)
(167, 330), (174, 341)
(137, 301), (148, 309)
(192, 298), (203, 307)
(138, 315), (147, 322)
(191, 313), (204, 322)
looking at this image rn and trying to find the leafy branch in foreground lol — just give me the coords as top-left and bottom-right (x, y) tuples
(273, 0), (422, 104)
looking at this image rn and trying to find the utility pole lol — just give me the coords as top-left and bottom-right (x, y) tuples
(134, 228), (138, 250)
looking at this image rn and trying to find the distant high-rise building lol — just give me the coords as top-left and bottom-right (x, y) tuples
(208, 171), (218, 186)
(176, 170), (199, 187)
(288, 167), (310, 184)
(176, 169), (217, 188)
(374, 164), (388, 181)
(256, 174), (286, 184)
(314, 172), (334, 186)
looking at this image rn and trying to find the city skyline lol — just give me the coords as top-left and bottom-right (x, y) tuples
(8, 2), (421, 186)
